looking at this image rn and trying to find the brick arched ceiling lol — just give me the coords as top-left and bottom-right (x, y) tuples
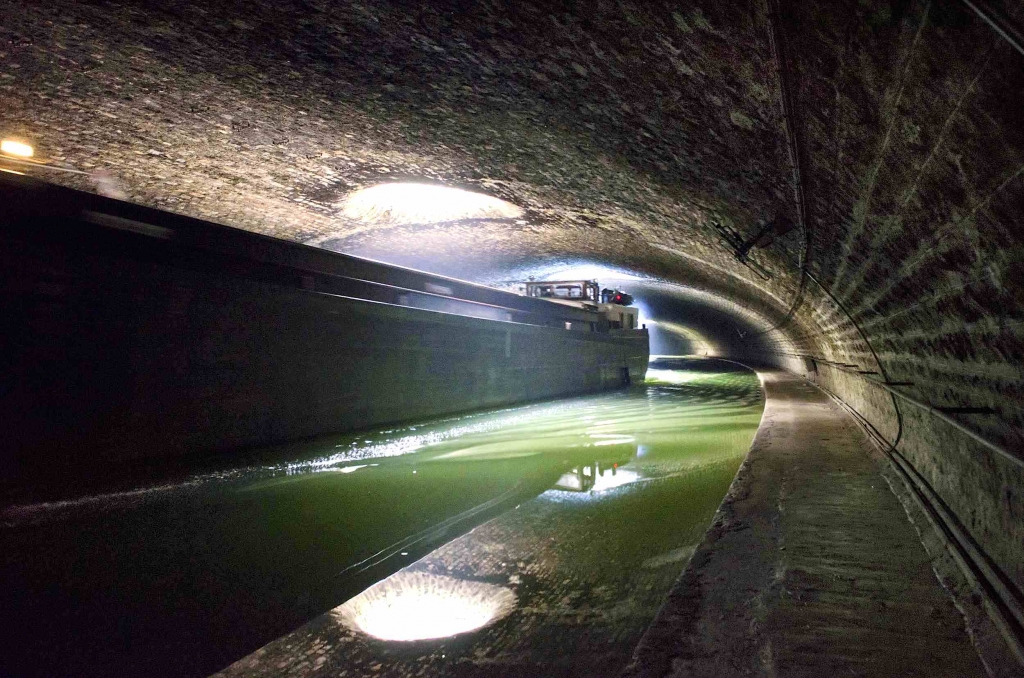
(4, 0), (1022, 386)
(2, 0), (802, 335)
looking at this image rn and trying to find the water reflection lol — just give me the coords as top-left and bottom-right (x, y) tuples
(5, 358), (766, 678)
(269, 359), (769, 676)
(3, 361), (762, 524)
(552, 455), (638, 493)
(336, 571), (516, 642)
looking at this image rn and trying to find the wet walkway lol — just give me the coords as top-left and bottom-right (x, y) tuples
(622, 370), (987, 678)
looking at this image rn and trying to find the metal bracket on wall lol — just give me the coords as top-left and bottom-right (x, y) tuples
(712, 221), (773, 281)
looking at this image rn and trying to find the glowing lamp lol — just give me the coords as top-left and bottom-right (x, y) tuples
(1, 139), (34, 158)
(335, 571), (516, 641)
(340, 183), (522, 226)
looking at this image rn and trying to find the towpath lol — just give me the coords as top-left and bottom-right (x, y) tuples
(623, 370), (987, 677)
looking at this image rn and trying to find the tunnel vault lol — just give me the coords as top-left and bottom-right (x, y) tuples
(3, 0), (1024, 665)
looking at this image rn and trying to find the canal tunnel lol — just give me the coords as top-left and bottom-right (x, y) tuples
(1, 0), (1023, 676)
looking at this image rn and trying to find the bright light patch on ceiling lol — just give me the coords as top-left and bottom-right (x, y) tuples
(336, 571), (516, 641)
(340, 183), (523, 226)
(1, 139), (34, 158)
(546, 265), (640, 281)
(528, 262), (642, 282)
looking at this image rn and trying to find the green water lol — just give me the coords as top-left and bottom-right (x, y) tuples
(218, 358), (767, 677)
(1, 358), (764, 678)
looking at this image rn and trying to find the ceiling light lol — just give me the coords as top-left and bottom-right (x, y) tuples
(1, 139), (34, 158)
(534, 263), (641, 282)
(340, 183), (522, 226)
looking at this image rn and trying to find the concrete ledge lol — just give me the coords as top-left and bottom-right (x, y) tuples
(622, 370), (987, 678)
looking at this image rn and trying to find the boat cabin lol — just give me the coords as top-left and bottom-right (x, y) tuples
(522, 279), (640, 331)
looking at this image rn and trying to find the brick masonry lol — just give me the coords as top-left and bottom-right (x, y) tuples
(2, 0), (1022, 604)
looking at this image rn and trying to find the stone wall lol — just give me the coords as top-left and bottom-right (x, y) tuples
(778, 0), (1024, 593)
(2, 0), (1021, 616)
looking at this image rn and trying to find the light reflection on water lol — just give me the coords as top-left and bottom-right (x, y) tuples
(4, 359), (768, 678)
(323, 361), (766, 648)
(335, 571), (516, 642)
(3, 367), (762, 526)
(553, 463), (641, 493)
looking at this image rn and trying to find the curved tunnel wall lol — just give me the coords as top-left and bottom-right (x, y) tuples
(774, 1), (1024, 596)
(2, 0), (1022, 627)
